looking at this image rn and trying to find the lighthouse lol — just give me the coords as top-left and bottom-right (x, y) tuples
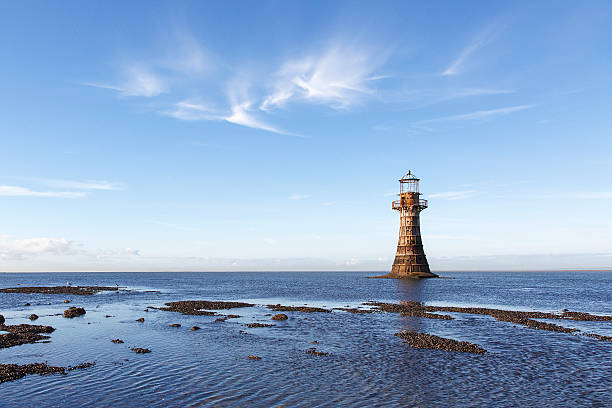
(385, 171), (438, 279)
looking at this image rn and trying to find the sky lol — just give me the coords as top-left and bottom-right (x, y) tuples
(1, 1), (611, 272)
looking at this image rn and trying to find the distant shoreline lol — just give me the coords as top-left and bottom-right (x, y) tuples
(0, 269), (611, 274)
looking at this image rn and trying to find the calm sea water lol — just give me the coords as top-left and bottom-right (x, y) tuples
(1, 271), (611, 407)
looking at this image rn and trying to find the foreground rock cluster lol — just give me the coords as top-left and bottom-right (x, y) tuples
(0, 362), (94, 384)
(0, 324), (55, 349)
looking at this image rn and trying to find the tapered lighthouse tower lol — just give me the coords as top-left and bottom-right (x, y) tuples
(386, 171), (438, 279)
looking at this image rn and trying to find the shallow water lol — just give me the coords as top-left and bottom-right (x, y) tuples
(1, 271), (611, 407)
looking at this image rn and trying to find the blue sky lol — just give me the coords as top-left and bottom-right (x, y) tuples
(1, 1), (611, 271)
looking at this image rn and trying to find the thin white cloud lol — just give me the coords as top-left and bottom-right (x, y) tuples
(445, 105), (534, 121)
(442, 26), (498, 76)
(224, 101), (292, 135)
(288, 194), (312, 200)
(260, 42), (387, 111)
(421, 105), (534, 124)
(0, 236), (73, 260)
(36, 178), (124, 191)
(263, 238), (277, 245)
(84, 66), (166, 97)
(162, 100), (219, 121)
(0, 185), (85, 198)
(428, 190), (477, 200)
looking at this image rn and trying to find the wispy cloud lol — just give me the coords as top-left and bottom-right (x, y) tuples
(36, 178), (124, 191)
(420, 105), (534, 125)
(442, 25), (498, 76)
(0, 186), (85, 198)
(162, 100), (219, 121)
(428, 190), (477, 200)
(288, 194), (312, 200)
(224, 101), (291, 135)
(84, 66), (166, 97)
(260, 42), (387, 111)
(263, 238), (277, 245)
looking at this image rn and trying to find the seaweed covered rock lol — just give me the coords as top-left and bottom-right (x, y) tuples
(395, 330), (486, 354)
(63, 307), (86, 318)
(271, 313), (288, 320)
(267, 304), (331, 313)
(246, 323), (275, 328)
(28, 314), (38, 321)
(157, 300), (254, 316)
(131, 348), (151, 353)
(0, 324), (55, 349)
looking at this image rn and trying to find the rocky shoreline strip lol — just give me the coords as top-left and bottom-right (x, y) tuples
(267, 304), (331, 313)
(0, 362), (94, 384)
(0, 286), (119, 296)
(364, 301), (611, 334)
(395, 330), (487, 354)
(155, 300), (254, 316)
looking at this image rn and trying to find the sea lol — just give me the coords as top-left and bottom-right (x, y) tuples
(0, 271), (611, 407)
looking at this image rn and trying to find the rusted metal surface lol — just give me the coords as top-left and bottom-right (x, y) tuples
(387, 171), (437, 279)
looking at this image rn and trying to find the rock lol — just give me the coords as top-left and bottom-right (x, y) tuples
(311, 340), (318, 344)
(0, 324), (56, 349)
(131, 348), (151, 353)
(63, 307), (86, 318)
(247, 355), (261, 360)
(333, 307), (373, 314)
(105, 315), (112, 318)
(169, 323), (181, 327)
(246, 323), (275, 328)
(395, 330), (486, 354)
(111, 339), (124, 343)
(0, 362), (93, 384)
(64, 300), (71, 304)
(267, 304), (331, 313)
(28, 314), (38, 321)
(158, 300), (254, 316)
(0, 315), (4, 325)
(136, 318), (145, 322)
(271, 313), (288, 321)
(23, 303), (31, 307)
(306, 348), (328, 356)
(190, 326), (201, 331)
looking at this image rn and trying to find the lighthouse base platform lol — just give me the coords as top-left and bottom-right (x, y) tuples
(372, 271), (439, 279)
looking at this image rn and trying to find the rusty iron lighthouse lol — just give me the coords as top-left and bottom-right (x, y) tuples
(385, 171), (438, 279)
